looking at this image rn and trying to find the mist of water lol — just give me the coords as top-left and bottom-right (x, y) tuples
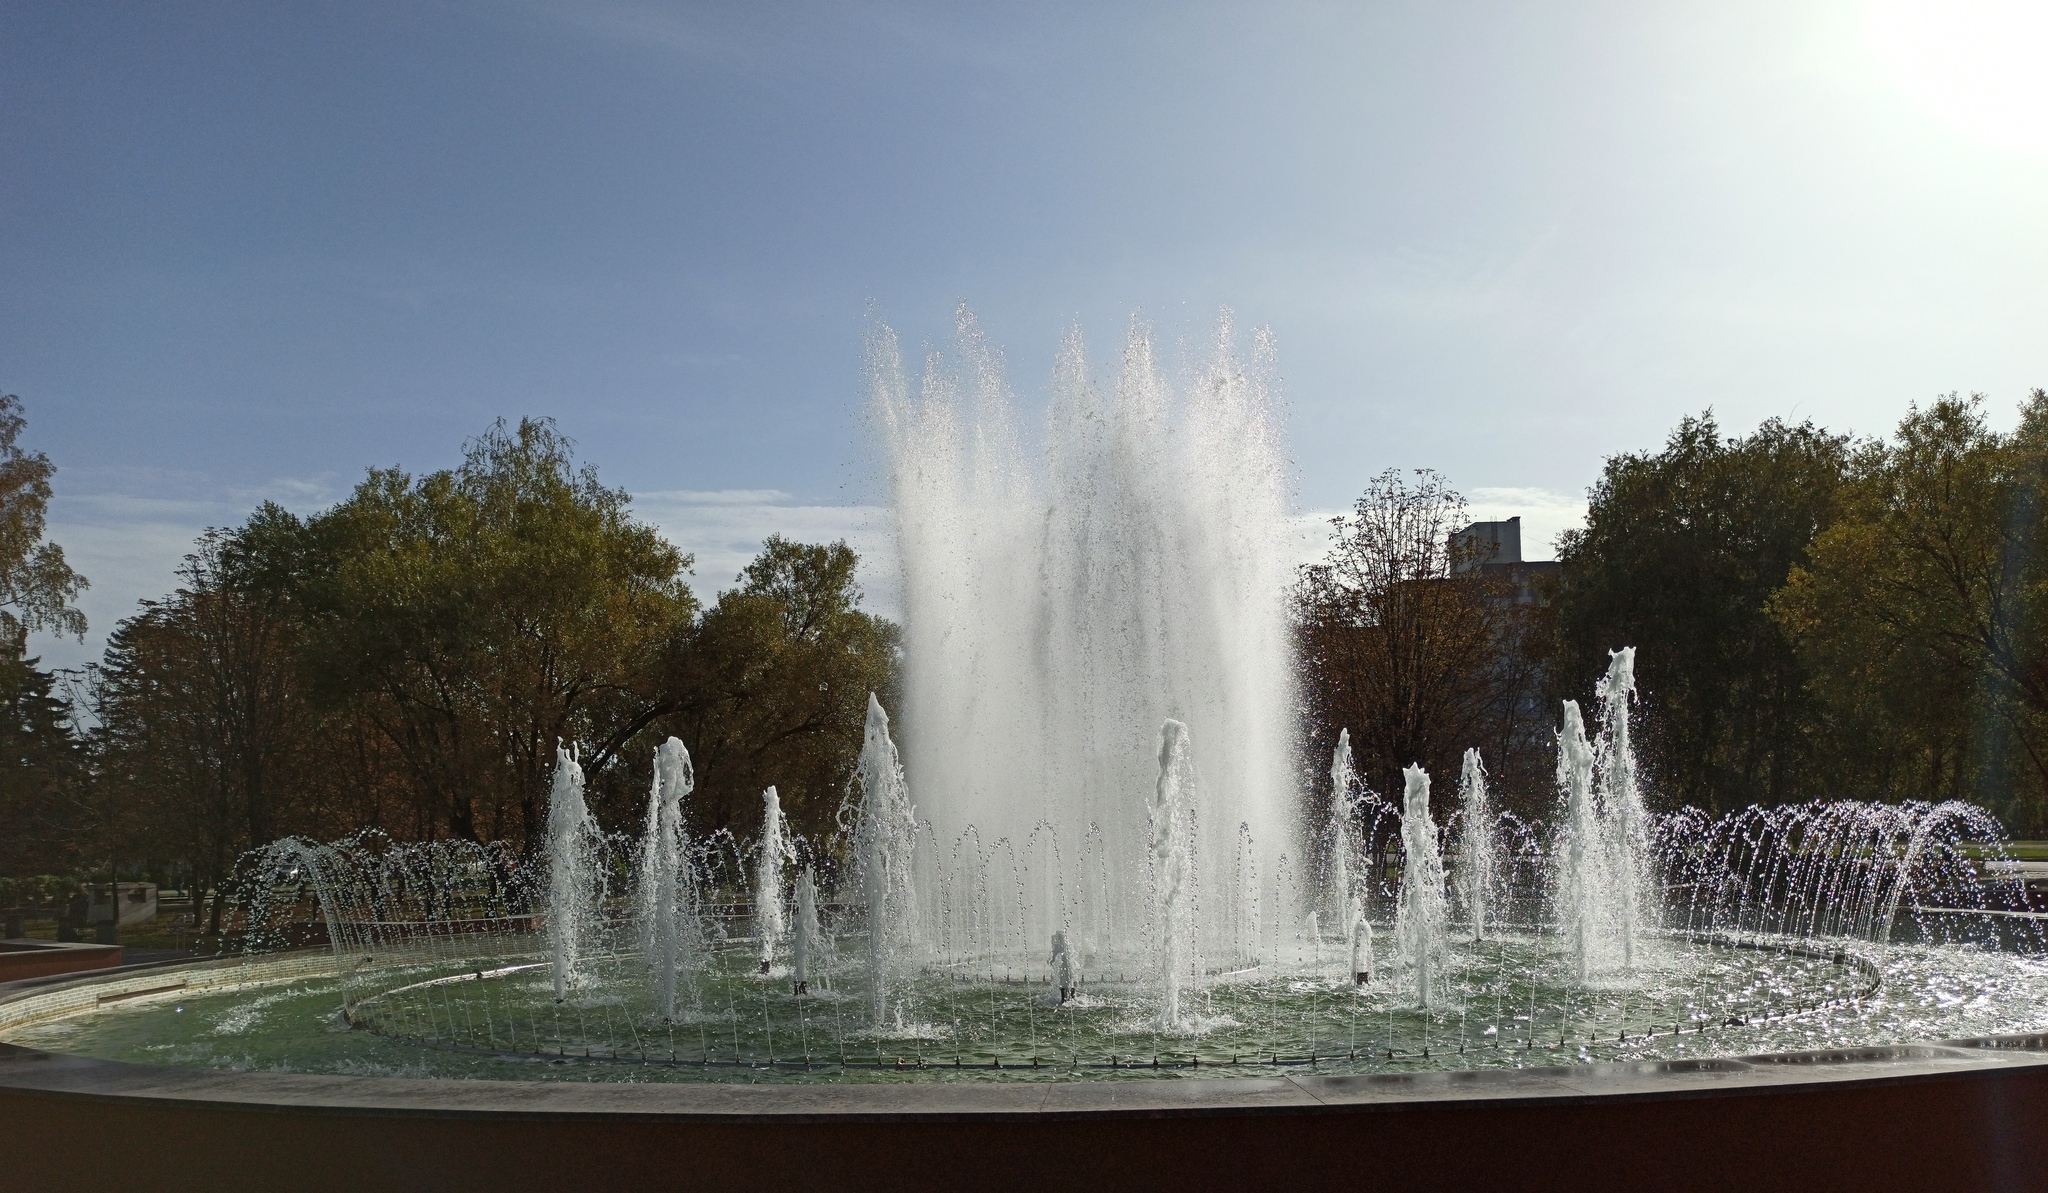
(544, 743), (601, 1002)
(636, 738), (700, 1022)
(873, 307), (1295, 965)
(1395, 765), (1450, 1008)
(848, 694), (920, 1026)
(1456, 748), (1497, 941)
(756, 787), (791, 971)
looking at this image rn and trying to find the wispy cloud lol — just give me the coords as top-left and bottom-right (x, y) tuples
(1292, 486), (1588, 568)
(27, 481), (1586, 676)
(1464, 487), (1588, 558)
(29, 475), (346, 671)
(632, 488), (896, 612)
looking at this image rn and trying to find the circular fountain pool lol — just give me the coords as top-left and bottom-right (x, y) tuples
(9, 663), (2046, 1086)
(9, 929), (2046, 1084)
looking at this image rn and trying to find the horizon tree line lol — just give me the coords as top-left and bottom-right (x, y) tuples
(4, 388), (2047, 928)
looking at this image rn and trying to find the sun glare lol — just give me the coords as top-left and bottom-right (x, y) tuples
(1865, 0), (2048, 156)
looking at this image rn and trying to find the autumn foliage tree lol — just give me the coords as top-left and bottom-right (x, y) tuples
(0, 394), (89, 880)
(1551, 414), (1849, 815)
(1775, 392), (2048, 831)
(1295, 469), (1544, 826)
(84, 417), (898, 892)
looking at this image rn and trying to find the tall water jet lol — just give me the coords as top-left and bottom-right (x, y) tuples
(544, 743), (600, 1002)
(848, 694), (919, 1027)
(755, 787), (791, 973)
(1556, 702), (1601, 982)
(636, 738), (700, 1022)
(1151, 719), (1197, 1029)
(1455, 749), (1496, 941)
(1348, 895), (1373, 984)
(1394, 765), (1449, 1008)
(1326, 729), (1358, 925)
(791, 865), (819, 996)
(876, 308), (1295, 961)
(1051, 929), (1076, 1003)
(1596, 648), (1648, 966)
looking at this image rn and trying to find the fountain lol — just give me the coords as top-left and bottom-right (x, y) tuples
(635, 738), (700, 1022)
(544, 742), (600, 1002)
(755, 787), (790, 973)
(1597, 649), (1649, 968)
(1326, 730), (1359, 931)
(874, 309), (1293, 969)
(1551, 649), (1655, 982)
(1455, 749), (1496, 941)
(14, 323), (2042, 1082)
(1349, 896), (1373, 984)
(1394, 765), (1450, 1008)
(1557, 701), (1602, 981)
(1150, 719), (1198, 1029)
(847, 694), (919, 1028)
(9, 320), (2048, 1189)
(790, 865), (819, 996)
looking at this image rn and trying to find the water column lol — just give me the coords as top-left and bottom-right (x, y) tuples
(875, 310), (1295, 964)
(791, 866), (819, 996)
(1348, 895), (1373, 984)
(636, 738), (699, 1022)
(852, 694), (919, 1027)
(1327, 730), (1358, 928)
(1556, 703), (1601, 982)
(1394, 765), (1449, 1008)
(1456, 749), (1496, 941)
(755, 787), (790, 973)
(545, 743), (597, 1002)
(1151, 719), (1196, 1029)
(1597, 648), (1646, 967)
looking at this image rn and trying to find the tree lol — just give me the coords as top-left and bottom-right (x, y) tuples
(1295, 469), (1538, 824)
(1552, 414), (1849, 814)
(0, 394), (88, 879)
(0, 646), (87, 878)
(0, 394), (86, 644)
(93, 525), (352, 930)
(661, 535), (899, 849)
(282, 418), (698, 846)
(1775, 392), (2048, 830)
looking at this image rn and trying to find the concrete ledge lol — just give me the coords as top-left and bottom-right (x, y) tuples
(4, 957), (2047, 1192)
(0, 948), (337, 1033)
(0, 940), (120, 982)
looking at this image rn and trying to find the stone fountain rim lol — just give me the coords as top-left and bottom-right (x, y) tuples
(3, 952), (2046, 1121)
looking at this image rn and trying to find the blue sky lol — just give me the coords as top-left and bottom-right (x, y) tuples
(4, 1), (2045, 668)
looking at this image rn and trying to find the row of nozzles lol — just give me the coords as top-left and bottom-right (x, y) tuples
(1319, 648), (1647, 1007)
(543, 652), (1649, 1024)
(544, 694), (913, 1021)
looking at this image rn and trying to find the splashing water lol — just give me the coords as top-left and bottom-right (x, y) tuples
(756, 787), (791, 972)
(1326, 729), (1359, 928)
(1552, 650), (1655, 982)
(636, 738), (700, 1022)
(1598, 649), (1650, 968)
(545, 743), (602, 1001)
(1151, 719), (1199, 1030)
(1456, 748), (1497, 942)
(847, 693), (920, 1027)
(791, 865), (820, 996)
(874, 308), (1294, 968)
(1348, 895), (1374, 983)
(1395, 765), (1450, 1008)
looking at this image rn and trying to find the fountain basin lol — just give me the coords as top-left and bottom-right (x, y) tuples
(4, 956), (2047, 1192)
(0, 940), (121, 982)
